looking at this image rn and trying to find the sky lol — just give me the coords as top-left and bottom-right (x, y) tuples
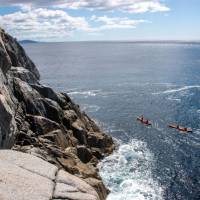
(0, 0), (200, 42)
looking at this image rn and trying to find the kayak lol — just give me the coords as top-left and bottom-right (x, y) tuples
(168, 124), (177, 129)
(137, 117), (152, 126)
(178, 127), (192, 132)
(168, 123), (192, 133)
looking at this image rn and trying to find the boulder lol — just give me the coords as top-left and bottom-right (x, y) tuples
(39, 129), (68, 149)
(57, 157), (78, 173)
(77, 145), (93, 163)
(13, 78), (44, 115)
(87, 132), (114, 154)
(35, 98), (63, 123)
(72, 120), (87, 144)
(9, 66), (38, 84)
(13, 79), (63, 123)
(63, 109), (78, 127)
(26, 115), (60, 135)
(31, 84), (67, 108)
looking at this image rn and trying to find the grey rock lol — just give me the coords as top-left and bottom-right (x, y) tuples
(0, 150), (101, 200)
(0, 150), (58, 180)
(26, 115), (60, 135)
(72, 120), (87, 145)
(13, 77), (43, 115)
(0, 151), (54, 200)
(87, 132), (114, 154)
(85, 178), (109, 200)
(1, 29), (40, 79)
(39, 129), (69, 149)
(9, 66), (38, 84)
(31, 84), (67, 108)
(0, 89), (16, 148)
(0, 32), (12, 74)
(55, 169), (99, 200)
(37, 97), (63, 123)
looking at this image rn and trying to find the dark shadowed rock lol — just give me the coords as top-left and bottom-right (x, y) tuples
(26, 115), (60, 135)
(31, 84), (67, 108)
(39, 129), (68, 149)
(1, 29), (40, 79)
(35, 98), (63, 123)
(0, 29), (12, 74)
(72, 120), (88, 145)
(13, 78), (44, 115)
(0, 92), (16, 148)
(77, 145), (93, 163)
(87, 132), (114, 154)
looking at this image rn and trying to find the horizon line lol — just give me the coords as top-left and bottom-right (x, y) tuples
(20, 39), (200, 44)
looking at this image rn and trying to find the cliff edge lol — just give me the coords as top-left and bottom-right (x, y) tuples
(0, 28), (114, 200)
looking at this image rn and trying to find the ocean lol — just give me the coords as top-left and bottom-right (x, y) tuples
(23, 42), (200, 200)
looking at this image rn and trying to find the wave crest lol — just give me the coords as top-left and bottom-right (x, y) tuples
(153, 85), (200, 95)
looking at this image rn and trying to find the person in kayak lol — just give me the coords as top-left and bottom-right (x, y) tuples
(177, 125), (187, 131)
(141, 115), (144, 122)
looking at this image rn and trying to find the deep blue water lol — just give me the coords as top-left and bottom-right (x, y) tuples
(23, 42), (200, 200)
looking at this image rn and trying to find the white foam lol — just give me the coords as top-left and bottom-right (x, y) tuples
(153, 85), (200, 95)
(167, 97), (181, 102)
(68, 89), (101, 98)
(197, 109), (200, 113)
(99, 139), (164, 200)
(81, 104), (100, 113)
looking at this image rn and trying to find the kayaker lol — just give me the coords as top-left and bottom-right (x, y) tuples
(141, 115), (144, 122)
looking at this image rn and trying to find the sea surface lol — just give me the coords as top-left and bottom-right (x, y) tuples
(23, 42), (200, 200)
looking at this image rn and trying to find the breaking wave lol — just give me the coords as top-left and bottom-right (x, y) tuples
(81, 104), (100, 113)
(153, 85), (200, 95)
(99, 139), (164, 200)
(68, 89), (101, 97)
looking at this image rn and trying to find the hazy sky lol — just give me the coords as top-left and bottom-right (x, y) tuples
(0, 0), (199, 41)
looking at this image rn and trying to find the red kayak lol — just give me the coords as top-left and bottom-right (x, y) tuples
(168, 123), (192, 133)
(137, 116), (152, 126)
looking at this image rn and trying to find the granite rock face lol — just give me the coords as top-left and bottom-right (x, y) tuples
(0, 28), (114, 199)
(0, 150), (99, 200)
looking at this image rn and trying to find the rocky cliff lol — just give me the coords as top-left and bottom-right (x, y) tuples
(0, 28), (114, 200)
